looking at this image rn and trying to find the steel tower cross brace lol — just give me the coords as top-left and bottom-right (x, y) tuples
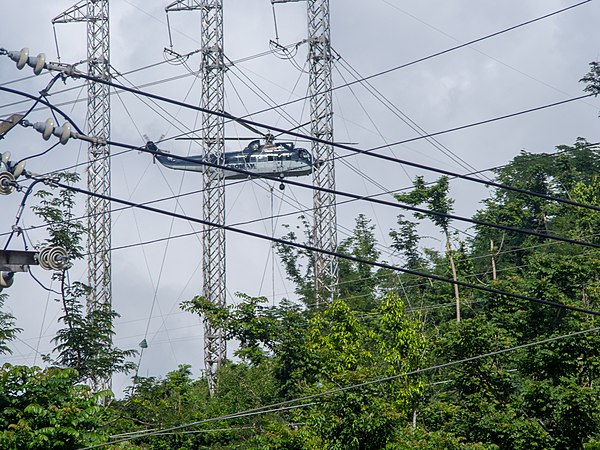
(52, 0), (111, 391)
(165, 0), (226, 396)
(52, 1), (112, 328)
(308, 0), (337, 304)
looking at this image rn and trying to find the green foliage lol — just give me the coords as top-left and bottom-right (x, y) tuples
(337, 214), (383, 311)
(48, 281), (137, 386)
(581, 61), (600, 100)
(394, 176), (454, 234)
(0, 293), (20, 355)
(32, 173), (136, 386)
(0, 364), (109, 449)
(96, 133), (600, 448)
(275, 215), (316, 307)
(389, 213), (426, 270)
(31, 172), (85, 262)
(296, 294), (426, 449)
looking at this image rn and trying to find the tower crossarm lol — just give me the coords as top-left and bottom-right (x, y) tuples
(165, 0), (203, 12)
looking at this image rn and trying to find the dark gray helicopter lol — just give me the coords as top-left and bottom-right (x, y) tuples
(145, 123), (315, 189)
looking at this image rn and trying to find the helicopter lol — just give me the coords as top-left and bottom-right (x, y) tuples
(145, 120), (315, 189)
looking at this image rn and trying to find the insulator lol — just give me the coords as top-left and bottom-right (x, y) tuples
(0, 272), (14, 290)
(12, 161), (25, 178)
(53, 122), (72, 145)
(7, 48), (29, 70)
(28, 53), (46, 75)
(1, 151), (10, 164)
(33, 118), (55, 141)
(7, 48), (46, 75)
(0, 171), (15, 195)
(38, 246), (69, 271)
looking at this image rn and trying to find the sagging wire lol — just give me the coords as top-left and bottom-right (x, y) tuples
(0, 70), (64, 142)
(29, 269), (61, 295)
(2, 177), (46, 251)
(15, 142), (61, 166)
(269, 0), (308, 72)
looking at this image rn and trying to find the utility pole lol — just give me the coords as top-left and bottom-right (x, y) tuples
(272, 0), (337, 305)
(307, 0), (337, 305)
(53, 0), (112, 389)
(165, 0), (226, 396)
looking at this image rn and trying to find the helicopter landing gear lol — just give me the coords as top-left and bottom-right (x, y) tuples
(279, 182), (285, 190)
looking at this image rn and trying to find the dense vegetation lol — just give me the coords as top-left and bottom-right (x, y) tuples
(2, 66), (600, 448)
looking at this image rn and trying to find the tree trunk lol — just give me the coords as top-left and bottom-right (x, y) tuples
(491, 239), (497, 281)
(446, 233), (460, 322)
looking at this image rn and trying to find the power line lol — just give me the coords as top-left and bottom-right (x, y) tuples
(0, 41), (300, 113)
(129, 141), (600, 251)
(5, 86), (600, 255)
(79, 402), (316, 449)
(78, 325), (600, 449)
(9, 74), (587, 251)
(24, 172), (600, 319)
(4, 51), (599, 220)
(335, 55), (487, 179)
(57, 73), (600, 219)
(8, 133), (600, 266)
(4, 86), (600, 261)
(3, 144), (570, 258)
(160, 0), (593, 142)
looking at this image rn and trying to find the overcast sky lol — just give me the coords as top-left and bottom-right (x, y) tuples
(1, 0), (599, 394)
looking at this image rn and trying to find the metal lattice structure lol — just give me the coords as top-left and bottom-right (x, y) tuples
(53, 0), (111, 389)
(166, 0), (226, 396)
(308, 0), (337, 304)
(54, 0), (112, 314)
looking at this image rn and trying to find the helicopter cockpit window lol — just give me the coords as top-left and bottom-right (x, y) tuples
(268, 155), (274, 162)
(298, 149), (311, 161)
(249, 140), (260, 151)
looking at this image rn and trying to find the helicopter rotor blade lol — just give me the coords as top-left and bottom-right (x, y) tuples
(273, 120), (311, 138)
(175, 136), (260, 141)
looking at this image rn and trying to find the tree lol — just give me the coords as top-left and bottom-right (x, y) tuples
(0, 364), (110, 449)
(32, 173), (136, 386)
(276, 215), (317, 308)
(0, 293), (20, 356)
(337, 214), (382, 311)
(394, 176), (462, 321)
(417, 141), (600, 449)
(297, 294), (426, 449)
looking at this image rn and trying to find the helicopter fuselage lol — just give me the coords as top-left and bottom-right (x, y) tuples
(153, 140), (313, 180)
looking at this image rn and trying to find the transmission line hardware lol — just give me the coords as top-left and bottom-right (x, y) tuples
(0, 247), (70, 292)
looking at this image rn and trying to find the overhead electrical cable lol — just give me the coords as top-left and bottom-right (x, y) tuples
(125, 141), (600, 251)
(7, 137), (600, 265)
(78, 325), (600, 449)
(13, 147), (573, 258)
(23, 172), (600, 319)
(378, 0), (599, 109)
(45, 75), (600, 218)
(2, 1), (586, 135)
(161, 0), (593, 142)
(332, 65), (413, 183)
(0, 86), (600, 258)
(0, 42), (300, 113)
(4, 87), (600, 250)
(80, 403), (316, 449)
(335, 55), (488, 179)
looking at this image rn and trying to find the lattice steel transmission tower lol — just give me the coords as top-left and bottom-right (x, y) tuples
(307, 0), (337, 304)
(272, 0), (337, 303)
(165, 0), (226, 396)
(53, 1), (112, 319)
